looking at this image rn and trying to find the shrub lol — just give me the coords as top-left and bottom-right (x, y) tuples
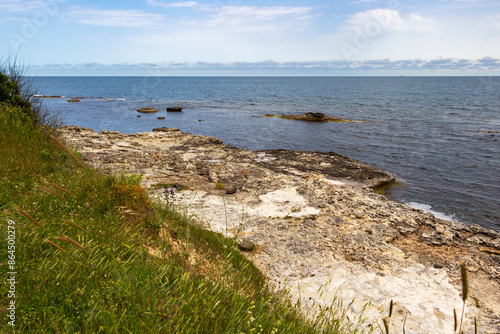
(0, 56), (56, 127)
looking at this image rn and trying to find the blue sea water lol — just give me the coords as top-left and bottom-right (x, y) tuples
(33, 76), (500, 231)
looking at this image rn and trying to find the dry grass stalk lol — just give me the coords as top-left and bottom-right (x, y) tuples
(454, 309), (458, 332)
(45, 239), (65, 252)
(74, 261), (91, 269)
(382, 318), (389, 334)
(18, 208), (43, 228)
(50, 134), (84, 168)
(55, 236), (87, 253)
(459, 262), (469, 333)
(44, 181), (76, 198)
(37, 184), (68, 201)
(461, 262), (468, 302)
(63, 219), (89, 234)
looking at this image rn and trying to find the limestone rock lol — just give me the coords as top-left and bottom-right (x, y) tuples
(59, 125), (500, 334)
(152, 127), (180, 132)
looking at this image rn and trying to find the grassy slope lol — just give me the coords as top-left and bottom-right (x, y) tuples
(0, 104), (356, 333)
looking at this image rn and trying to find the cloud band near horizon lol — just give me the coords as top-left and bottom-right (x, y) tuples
(29, 58), (500, 76)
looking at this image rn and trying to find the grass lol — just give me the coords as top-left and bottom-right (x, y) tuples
(0, 98), (358, 332)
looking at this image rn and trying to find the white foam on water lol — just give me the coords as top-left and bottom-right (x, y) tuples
(407, 202), (455, 222)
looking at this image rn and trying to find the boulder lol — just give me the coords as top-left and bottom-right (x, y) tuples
(67, 99), (80, 103)
(167, 106), (183, 112)
(137, 107), (159, 113)
(157, 117), (165, 120)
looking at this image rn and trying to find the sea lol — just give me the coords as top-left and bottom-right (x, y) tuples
(32, 76), (500, 231)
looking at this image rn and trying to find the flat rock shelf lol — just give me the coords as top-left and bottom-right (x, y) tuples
(60, 125), (500, 334)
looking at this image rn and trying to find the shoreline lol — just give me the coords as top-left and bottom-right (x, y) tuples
(60, 125), (500, 333)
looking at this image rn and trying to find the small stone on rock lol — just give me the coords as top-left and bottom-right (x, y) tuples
(225, 185), (237, 194)
(238, 240), (255, 252)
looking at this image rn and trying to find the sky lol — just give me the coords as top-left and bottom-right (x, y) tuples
(1, 0), (500, 75)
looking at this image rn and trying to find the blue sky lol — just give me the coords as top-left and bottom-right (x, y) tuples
(1, 0), (500, 75)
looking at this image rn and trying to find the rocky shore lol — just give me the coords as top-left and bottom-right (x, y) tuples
(60, 125), (500, 333)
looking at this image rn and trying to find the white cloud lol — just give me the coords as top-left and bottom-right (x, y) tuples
(67, 7), (165, 27)
(346, 8), (436, 32)
(147, 1), (313, 27)
(205, 6), (313, 27)
(29, 58), (500, 76)
(147, 0), (200, 8)
(0, 0), (65, 12)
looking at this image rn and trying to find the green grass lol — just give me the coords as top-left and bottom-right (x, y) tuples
(0, 103), (360, 333)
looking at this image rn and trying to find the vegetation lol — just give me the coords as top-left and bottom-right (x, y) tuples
(1, 61), (477, 334)
(0, 64), (358, 333)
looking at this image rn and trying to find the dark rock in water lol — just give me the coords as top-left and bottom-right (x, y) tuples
(152, 127), (180, 132)
(265, 112), (355, 122)
(225, 185), (237, 194)
(157, 117), (165, 120)
(67, 99), (80, 103)
(167, 106), (183, 112)
(73, 96), (84, 99)
(256, 149), (395, 188)
(37, 95), (61, 98)
(137, 115), (142, 117)
(238, 240), (255, 252)
(137, 107), (159, 113)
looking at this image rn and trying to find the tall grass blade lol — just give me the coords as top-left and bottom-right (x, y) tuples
(459, 262), (469, 334)
(45, 239), (65, 253)
(55, 236), (87, 252)
(18, 208), (43, 228)
(454, 309), (458, 332)
(74, 261), (91, 269)
(388, 300), (393, 318)
(382, 318), (390, 334)
(44, 181), (76, 198)
(37, 184), (68, 201)
(63, 219), (89, 234)
(461, 262), (468, 302)
(50, 134), (84, 168)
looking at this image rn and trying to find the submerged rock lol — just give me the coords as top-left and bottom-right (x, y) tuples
(167, 106), (183, 112)
(265, 112), (356, 122)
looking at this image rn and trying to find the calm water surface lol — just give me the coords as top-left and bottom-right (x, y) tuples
(33, 76), (500, 231)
